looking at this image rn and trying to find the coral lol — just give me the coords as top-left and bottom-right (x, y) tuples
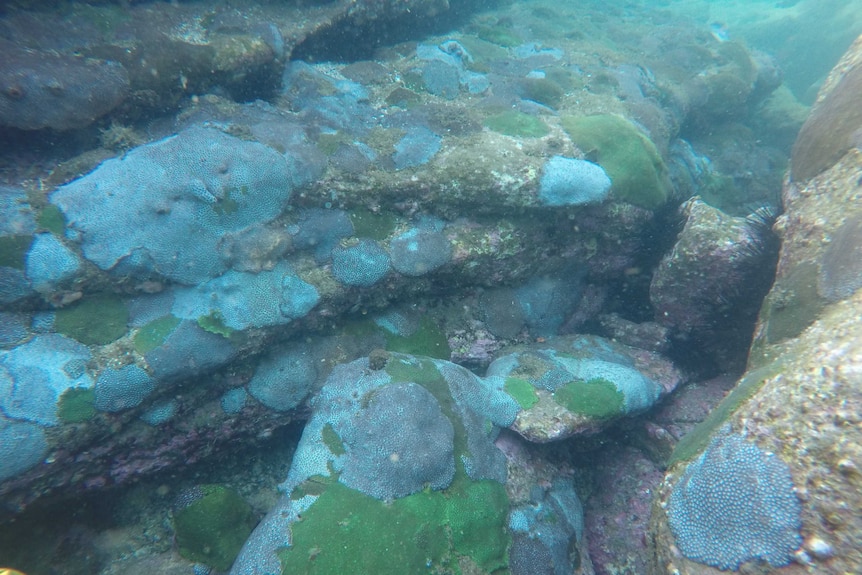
(144, 320), (237, 382)
(173, 485), (256, 571)
(53, 295), (129, 346)
(337, 382), (455, 499)
(171, 262), (319, 330)
(515, 274), (583, 336)
(93, 365), (154, 413)
(220, 388), (248, 415)
(25, 233), (81, 292)
(50, 126), (295, 285)
(561, 114), (670, 209)
(392, 126), (442, 170)
(247, 344), (317, 412)
(509, 480), (584, 575)
(140, 399), (178, 425)
(388, 227), (452, 277)
(0, 418), (47, 482)
(0, 311), (28, 347)
(331, 239), (391, 287)
(289, 208), (354, 262)
(667, 431), (802, 570)
(483, 110), (549, 138)
(0, 334), (93, 425)
(538, 156), (612, 207)
(0, 185), (36, 236)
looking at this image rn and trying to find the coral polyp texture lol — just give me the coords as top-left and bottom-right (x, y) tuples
(667, 431), (802, 570)
(50, 126), (296, 285)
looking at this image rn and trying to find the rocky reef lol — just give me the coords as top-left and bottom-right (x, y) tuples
(1, 1), (857, 574)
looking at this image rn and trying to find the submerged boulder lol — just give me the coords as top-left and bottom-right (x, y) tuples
(649, 34), (862, 575)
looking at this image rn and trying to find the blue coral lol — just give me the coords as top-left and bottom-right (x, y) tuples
(0, 333), (93, 425)
(388, 227), (452, 276)
(140, 399), (178, 425)
(25, 233), (81, 292)
(93, 365), (155, 412)
(539, 156), (612, 206)
(289, 209), (354, 262)
(509, 479), (584, 575)
(171, 261), (319, 330)
(667, 431), (802, 570)
(337, 381), (455, 499)
(392, 126), (442, 170)
(331, 239), (391, 287)
(0, 417), (48, 482)
(144, 320), (237, 382)
(248, 344), (317, 412)
(221, 387), (248, 415)
(50, 126), (296, 285)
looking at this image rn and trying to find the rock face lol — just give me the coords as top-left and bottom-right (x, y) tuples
(230, 353), (593, 575)
(648, 34), (862, 575)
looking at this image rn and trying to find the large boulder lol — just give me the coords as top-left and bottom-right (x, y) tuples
(648, 34), (862, 575)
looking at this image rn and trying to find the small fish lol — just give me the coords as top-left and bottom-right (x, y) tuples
(0, 569), (27, 575)
(709, 22), (730, 42)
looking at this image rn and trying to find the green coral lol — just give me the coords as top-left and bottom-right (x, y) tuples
(133, 315), (181, 354)
(552, 378), (624, 419)
(57, 387), (96, 423)
(173, 485), (256, 571)
(54, 295), (129, 346)
(504, 377), (539, 410)
(484, 111), (549, 138)
(560, 114), (670, 209)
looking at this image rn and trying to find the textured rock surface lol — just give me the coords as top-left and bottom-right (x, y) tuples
(649, 34), (862, 575)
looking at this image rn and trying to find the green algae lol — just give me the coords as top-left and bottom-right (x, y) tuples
(54, 294), (129, 346)
(560, 114), (670, 209)
(37, 205), (66, 235)
(520, 77), (565, 109)
(133, 315), (181, 355)
(57, 387), (96, 423)
(484, 111), (549, 138)
(173, 485), (256, 571)
(278, 479), (509, 575)
(504, 377), (539, 410)
(0, 235), (32, 269)
(321, 423), (346, 455)
(384, 316), (450, 360)
(552, 378), (624, 419)
(349, 208), (398, 240)
(197, 311), (233, 338)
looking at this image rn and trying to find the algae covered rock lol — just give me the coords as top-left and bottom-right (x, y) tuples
(561, 114), (671, 209)
(172, 484), (257, 571)
(231, 353), (589, 575)
(487, 335), (683, 442)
